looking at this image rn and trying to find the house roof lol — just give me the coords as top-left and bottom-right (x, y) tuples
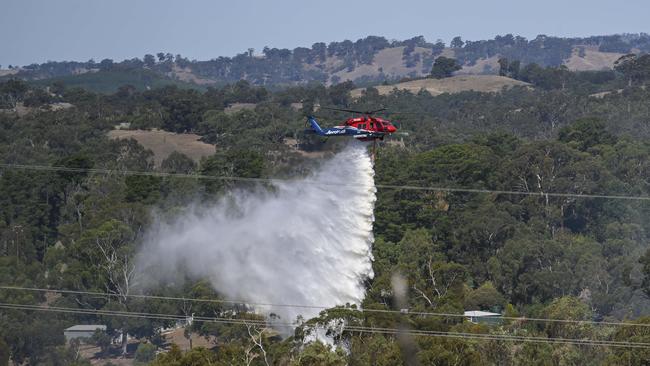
(64, 325), (107, 332)
(464, 311), (501, 317)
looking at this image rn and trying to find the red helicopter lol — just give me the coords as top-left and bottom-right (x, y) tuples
(307, 107), (398, 141)
(307, 107), (400, 161)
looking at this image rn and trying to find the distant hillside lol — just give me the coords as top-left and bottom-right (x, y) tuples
(564, 46), (626, 71)
(351, 75), (530, 97)
(30, 68), (201, 93)
(3, 33), (649, 88)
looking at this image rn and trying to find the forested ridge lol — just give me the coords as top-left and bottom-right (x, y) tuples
(3, 33), (650, 90)
(0, 50), (650, 365)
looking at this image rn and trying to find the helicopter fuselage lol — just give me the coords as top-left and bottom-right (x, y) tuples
(308, 116), (397, 141)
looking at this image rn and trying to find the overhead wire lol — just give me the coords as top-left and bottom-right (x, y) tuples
(2, 285), (649, 329)
(1, 147), (649, 348)
(1, 303), (648, 349)
(1, 163), (649, 334)
(2, 99), (649, 355)
(1, 163), (650, 201)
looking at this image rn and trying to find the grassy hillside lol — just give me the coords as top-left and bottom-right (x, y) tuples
(107, 129), (215, 166)
(351, 75), (531, 97)
(564, 46), (625, 71)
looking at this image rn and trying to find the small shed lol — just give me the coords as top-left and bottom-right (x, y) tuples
(64, 325), (107, 341)
(464, 311), (502, 325)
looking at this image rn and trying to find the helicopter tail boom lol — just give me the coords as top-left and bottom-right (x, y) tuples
(308, 116), (347, 136)
(308, 116), (325, 135)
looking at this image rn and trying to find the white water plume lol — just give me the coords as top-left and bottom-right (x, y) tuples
(136, 142), (376, 323)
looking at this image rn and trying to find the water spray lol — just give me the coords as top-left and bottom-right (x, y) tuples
(136, 142), (376, 323)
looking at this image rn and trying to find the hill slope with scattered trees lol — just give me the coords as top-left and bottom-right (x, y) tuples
(3, 33), (650, 91)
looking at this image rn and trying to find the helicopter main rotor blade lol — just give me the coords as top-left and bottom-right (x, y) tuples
(382, 111), (431, 115)
(321, 106), (388, 115)
(324, 107), (433, 116)
(367, 108), (387, 114)
(321, 106), (367, 114)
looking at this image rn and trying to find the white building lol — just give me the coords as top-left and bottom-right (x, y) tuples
(464, 311), (502, 325)
(64, 325), (107, 341)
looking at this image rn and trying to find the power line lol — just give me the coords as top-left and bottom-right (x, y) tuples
(2, 285), (649, 329)
(2, 303), (647, 349)
(1, 162), (649, 346)
(0, 285), (325, 311)
(374, 183), (650, 201)
(1, 303), (648, 349)
(1, 163), (650, 201)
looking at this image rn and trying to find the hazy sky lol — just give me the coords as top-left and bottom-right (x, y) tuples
(1, 0), (648, 66)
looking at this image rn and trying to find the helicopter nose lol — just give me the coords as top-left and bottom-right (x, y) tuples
(387, 125), (397, 133)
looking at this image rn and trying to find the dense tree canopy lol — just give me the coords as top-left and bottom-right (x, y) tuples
(429, 56), (462, 79)
(0, 58), (649, 364)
